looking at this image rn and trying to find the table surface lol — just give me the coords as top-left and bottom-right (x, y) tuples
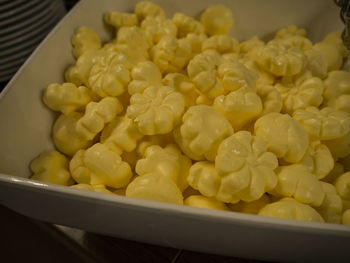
(1, 204), (268, 263)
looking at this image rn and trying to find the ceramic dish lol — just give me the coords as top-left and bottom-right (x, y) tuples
(0, 0), (349, 262)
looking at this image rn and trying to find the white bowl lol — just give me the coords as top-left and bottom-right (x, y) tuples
(0, 0), (349, 262)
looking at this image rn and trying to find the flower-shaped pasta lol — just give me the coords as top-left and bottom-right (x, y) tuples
(275, 76), (324, 114)
(213, 88), (262, 130)
(173, 105), (233, 161)
(335, 172), (350, 201)
(202, 35), (239, 54)
(254, 112), (309, 163)
(184, 195), (229, 211)
(200, 5), (233, 36)
(258, 197), (324, 222)
(316, 182), (343, 224)
(250, 42), (306, 76)
(217, 61), (258, 92)
(30, 150), (73, 186)
(76, 97), (123, 140)
(103, 42), (149, 67)
(242, 58), (275, 87)
(272, 26), (312, 51)
(173, 13), (204, 38)
(100, 116), (143, 155)
(69, 149), (92, 184)
(185, 33), (208, 57)
(103, 12), (138, 29)
(137, 132), (175, 157)
(53, 113), (92, 156)
(127, 86), (185, 135)
(82, 143), (132, 188)
(126, 173), (183, 204)
(214, 131), (278, 202)
(134, 1), (166, 21)
(187, 161), (221, 198)
(298, 141), (334, 180)
(128, 61), (162, 95)
(273, 164), (325, 207)
(135, 144), (191, 191)
(313, 32), (347, 72)
(141, 16), (177, 44)
(88, 52), (132, 97)
(71, 26), (101, 59)
(162, 73), (198, 108)
(305, 49), (327, 79)
(293, 107), (350, 141)
(239, 36), (264, 54)
(275, 25), (306, 38)
(270, 37), (312, 52)
(188, 134), (277, 204)
(70, 144), (132, 187)
(221, 53), (240, 64)
(323, 70), (350, 114)
(43, 83), (92, 115)
(150, 35), (192, 73)
(187, 50), (223, 99)
(65, 50), (108, 86)
(114, 26), (152, 65)
(256, 84), (282, 115)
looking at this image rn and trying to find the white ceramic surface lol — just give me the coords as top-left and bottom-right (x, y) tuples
(0, 0), (349, 262)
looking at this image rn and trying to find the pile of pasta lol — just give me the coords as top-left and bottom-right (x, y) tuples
(31, 1), (350, 225)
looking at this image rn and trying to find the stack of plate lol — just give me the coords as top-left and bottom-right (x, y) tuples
(0, 0), (66, 82)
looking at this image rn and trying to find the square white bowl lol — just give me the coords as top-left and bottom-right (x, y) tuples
(0, 0), (349, 262)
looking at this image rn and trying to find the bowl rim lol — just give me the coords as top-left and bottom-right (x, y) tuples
(1, 173), (349, 235)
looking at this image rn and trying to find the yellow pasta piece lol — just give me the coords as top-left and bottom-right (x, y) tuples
(43, 83), (92, 115)
(250, 42), (306, 77)
(135, 144), (191, 191)
(254, 112), (309, 163)
(258, 197), (324, 222)
(128, 61), (162, 95)
(53, 113), (92, 156)
(184, 195), (229, 211)
(71, 26), (101, 58)
(30, 150), (73, 186)
(214, 88), (262, 130)
(173, 12), (205, 38)
(84, 143), (133, 188)
(273, 164), (325, 207)
(126, 173), (183, 205)
(100, 116), (143, 155)
(200, 5), (233, 36)
(127, 86), (185, 135)
(174, 105), (233, 161)
(104, 12), (138, 29)
(76, 97), (123, 140)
